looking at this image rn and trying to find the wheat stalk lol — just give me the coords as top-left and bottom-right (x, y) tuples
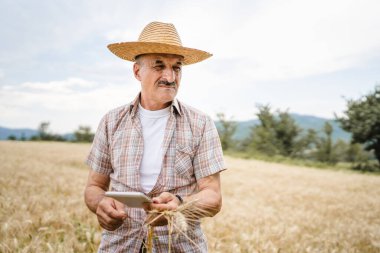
(143, 199), (213, 253)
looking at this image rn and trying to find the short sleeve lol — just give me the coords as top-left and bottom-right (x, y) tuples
(86, 115), (113, 175)
(193, 116), (225, 180)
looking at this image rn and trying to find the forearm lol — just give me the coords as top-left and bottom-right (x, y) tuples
(183, 173), (222, 217)
(84, 170), (110, 214)
(84, 185), (107, 213)
(184, 188), (222, 217)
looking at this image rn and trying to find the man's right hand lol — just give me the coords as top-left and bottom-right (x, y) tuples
(96, 197), (128, 231)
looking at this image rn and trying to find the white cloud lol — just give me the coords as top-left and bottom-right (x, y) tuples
(105, 28), (141, 42)
(237, 0), (380, 80)
(0, 77), (140, 133)
(167, 0), (380, 81)
(19, 78), (96, 94)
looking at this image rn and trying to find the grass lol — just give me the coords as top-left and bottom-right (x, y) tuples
(224, 150), (358, 171)
(0, 141), (100, 253)
(1, 141), (380, 252)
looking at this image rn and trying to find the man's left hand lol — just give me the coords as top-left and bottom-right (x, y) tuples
(144, 192), (181, 226)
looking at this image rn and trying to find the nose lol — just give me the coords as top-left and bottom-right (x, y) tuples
(162, 68), (175, 83)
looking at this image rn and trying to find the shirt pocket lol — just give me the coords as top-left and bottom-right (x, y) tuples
(174, 145), (195, 179)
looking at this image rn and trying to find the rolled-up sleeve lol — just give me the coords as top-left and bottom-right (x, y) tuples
(86, 115), (113, 175)
(193, 116), (225, 180)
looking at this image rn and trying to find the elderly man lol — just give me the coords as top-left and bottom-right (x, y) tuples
(84, 21), (225, 252)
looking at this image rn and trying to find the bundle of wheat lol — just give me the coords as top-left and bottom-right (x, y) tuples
(143, 200), (211, 253)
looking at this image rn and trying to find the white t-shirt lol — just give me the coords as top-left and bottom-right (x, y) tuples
(138, 103), (170, 193)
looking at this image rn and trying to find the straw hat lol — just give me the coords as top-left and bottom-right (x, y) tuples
(107, 21), (212, 65)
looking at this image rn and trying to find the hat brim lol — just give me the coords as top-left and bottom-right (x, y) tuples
(107, 42), (212, 65)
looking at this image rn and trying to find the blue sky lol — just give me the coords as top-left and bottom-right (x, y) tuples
(0, 0), (379, 133)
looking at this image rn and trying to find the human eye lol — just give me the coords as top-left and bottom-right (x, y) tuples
(153, 65), (165, 71)
(173, 66), (182, 72)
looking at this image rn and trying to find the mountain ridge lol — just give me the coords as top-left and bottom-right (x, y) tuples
(0, 114), (350, 142)
(218, 113), (351, 142)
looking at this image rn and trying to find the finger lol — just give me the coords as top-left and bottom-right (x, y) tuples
(113, 200), (127, 219)
(97, 207), (124, 226)
(150, 201), (177, 212)
(97, 212), (123, 231)
(152, 192), (173, 204)
(103, 213), (124, 226)
(106, 200), (127, 220)
(99, 217), (115, 230)
(98, 201), (125, 222)
(100, 220), (122, 231)
(96, 200), (126, 231)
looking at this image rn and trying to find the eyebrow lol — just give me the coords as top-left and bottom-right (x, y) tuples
(153, 59), (183, 65)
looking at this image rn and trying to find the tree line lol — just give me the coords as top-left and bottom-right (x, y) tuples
(7, 122), (94, 143)
(217, 85), (380, 172)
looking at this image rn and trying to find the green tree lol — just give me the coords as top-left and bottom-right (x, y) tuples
(294, 128), (317, 158)
(7, 135), (17, 141)
(314, 122), (339, 164)
(249, 105), (278, 155)
(216, 113), (237, 151)
(31, 122), (65, 141)
(334, 139), (349, 162)
(337, 85), (380, 166)
(249, 105), (313, 157)
(346, 143), (370, 164)
(38, 121), (50, 140)
(275, 111), (303, 156)
(74, 125), (94, 143)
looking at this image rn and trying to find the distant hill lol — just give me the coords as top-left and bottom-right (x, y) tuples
(0, 127), (38, 140)
(1, 114), (351, 142)
(217, 114), (351, 142)
(291, 114), (350, 141)
(0, 127), (74, 141)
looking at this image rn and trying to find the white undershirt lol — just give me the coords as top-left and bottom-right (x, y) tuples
(138, 103), (170, 193)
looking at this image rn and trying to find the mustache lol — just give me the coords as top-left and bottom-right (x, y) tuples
(158, 80), (176, 87)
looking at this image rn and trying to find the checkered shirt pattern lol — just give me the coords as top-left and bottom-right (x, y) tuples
(86, 94), (225, 253)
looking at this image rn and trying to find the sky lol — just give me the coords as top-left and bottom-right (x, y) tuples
(0, 0), (379, 134)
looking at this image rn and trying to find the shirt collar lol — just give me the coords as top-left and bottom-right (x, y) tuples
(129, 93), (182, 118)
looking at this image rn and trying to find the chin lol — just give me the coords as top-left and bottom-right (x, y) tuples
(159, 90), (177, 101)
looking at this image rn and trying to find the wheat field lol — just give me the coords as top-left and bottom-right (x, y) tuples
(0, 141), (379, 253)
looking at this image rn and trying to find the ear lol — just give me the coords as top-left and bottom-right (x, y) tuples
(133, 63), (142, 81)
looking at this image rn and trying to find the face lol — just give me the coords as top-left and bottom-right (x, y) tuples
(133, 53), (183, 110)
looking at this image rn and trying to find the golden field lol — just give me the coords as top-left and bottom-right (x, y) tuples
(1, 141), (380, 253)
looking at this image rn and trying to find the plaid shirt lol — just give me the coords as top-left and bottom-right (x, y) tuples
(86, 94), (225, 253)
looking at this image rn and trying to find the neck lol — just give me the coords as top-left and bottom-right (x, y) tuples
(140, 95), (171, 111)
